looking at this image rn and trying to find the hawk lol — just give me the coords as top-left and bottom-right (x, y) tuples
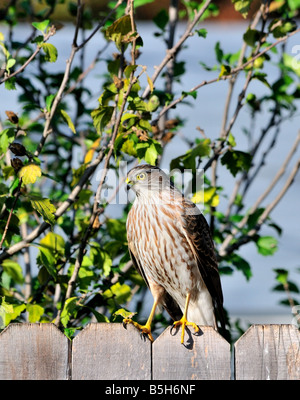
(123, 164), (225, 343)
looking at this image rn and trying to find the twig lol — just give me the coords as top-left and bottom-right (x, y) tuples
(219, 155), (300, 257)
(142, 0), (213, 99)
(76, 0), (125, 51)
(154, 26), (300, 124)
(94, 67), (146, 211)
(0, 180), (22, 250)
(156, 0), (179, 148)
(0, 148), (106, 262)
(34, 0), (125, 157)
(0, 26), (56, 85)
(20, 222), (31, 301)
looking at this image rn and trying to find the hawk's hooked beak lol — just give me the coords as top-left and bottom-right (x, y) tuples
(126, 177), (133, 191)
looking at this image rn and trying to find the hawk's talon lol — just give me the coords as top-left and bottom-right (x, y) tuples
(122, 318), (154, 342)
(172, 316), (200, 344)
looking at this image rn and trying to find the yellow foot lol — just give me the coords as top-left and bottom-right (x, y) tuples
(123, 318), (154, 342)
(171, 316), (199, 344)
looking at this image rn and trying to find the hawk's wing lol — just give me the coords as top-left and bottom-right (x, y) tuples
(183, 200), (226, 332)
(128, 246), (182, 322)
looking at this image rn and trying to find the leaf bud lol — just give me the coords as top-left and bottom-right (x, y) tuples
(9, 142), (27, 157)
(11, 158), (24, 171)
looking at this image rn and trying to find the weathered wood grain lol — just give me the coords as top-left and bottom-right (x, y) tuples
(152, 326), (231, 380)
(0, 323), (70, 380)
(71, 323), (151, 380)
(235, 324), (300, 380)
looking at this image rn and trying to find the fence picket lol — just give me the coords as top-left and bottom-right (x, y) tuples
(1, 323), (299, 380)
(71, 323), (151, 380)
(0, 323), (70, 380)
(235, 324), (300, 380)
(152, 326), (231, 380)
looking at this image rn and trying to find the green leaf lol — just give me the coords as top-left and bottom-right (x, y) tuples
(136, 140), (162, 166)
(41, 43), (57, 62)
(252, 72), (271, 88)
(113, 308), (137, 320)
(103, 282), (132, 305)
(100, 251), (113, 276)
(91, 106), (114, 133)
(182, 90), (197, 99)
(215, 41), (223, 63)
(269, 19), (297, 38)
(60, 109), (76, 134)
(231, 254), (252, 280)
(37, 247), (56, 277)
(32, 19), (50, 33)
(105, 15), (134, 50)
(106, 218), (127, 241)
(124, 64), (138, 79)
(26, 304), (44, 323)
(243, 28), (261, 47)
(2, 260), (24, 283)
(232, 0), (254, 18)
(273, 268), (288, 285)
(46, 94), (56, 112)
(228, 132), (236, 147)
(60, 297), (78, 328)
(170, 139), (211, 172)
(4, 77), (16, 90)
(0, 128), (15, 153)
(283, 53), (300, 77)
(196, 28), (207, 38)
(38, 232), (65, 259)
(219, 64), (231, 78)
(120, 138), (138, 157)
(153, 9), (169, 31)
(30, 196), (56, 226)
(256, 236), (278, 256)
(6, 58), (16, 70)
(221, 150), (252, 177)
(89, 308), (110, 323)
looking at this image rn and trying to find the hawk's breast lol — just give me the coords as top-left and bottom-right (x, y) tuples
(127, 200), (201, 301)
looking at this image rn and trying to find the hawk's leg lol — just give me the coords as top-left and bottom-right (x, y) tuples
(172, 292), (199, 344)
(123, 299), (158, 342)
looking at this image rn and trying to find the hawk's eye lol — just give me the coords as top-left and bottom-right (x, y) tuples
(137, 172), (146, 181)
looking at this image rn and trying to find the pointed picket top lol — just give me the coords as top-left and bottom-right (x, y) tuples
(235, 324), (300, 380)
(152, 325), (231, 380)
(0, 323), (70, 380)
(71, 322), (151, 380)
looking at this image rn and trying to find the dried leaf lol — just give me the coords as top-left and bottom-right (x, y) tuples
(5, 111), (19, 124)
(84, 137), (101, 164)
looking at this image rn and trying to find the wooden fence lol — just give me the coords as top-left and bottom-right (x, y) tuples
(0, 323), (299, 380)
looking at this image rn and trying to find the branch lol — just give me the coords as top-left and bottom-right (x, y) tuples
(76, 0), (125, 51)
(34, 0), (125, 157)
(154, 26), (300, 124)
(219, 147), (300, 257)
(0, 148), (106, 262)
(0, 26), (56, 85)
(0, 179), (22, 250)
(142, 0), (213, 99)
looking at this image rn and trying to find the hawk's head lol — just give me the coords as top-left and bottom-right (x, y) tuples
(126, 164), (173, 198)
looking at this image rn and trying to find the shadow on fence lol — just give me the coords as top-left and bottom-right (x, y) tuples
(0, 323), (299, 380)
